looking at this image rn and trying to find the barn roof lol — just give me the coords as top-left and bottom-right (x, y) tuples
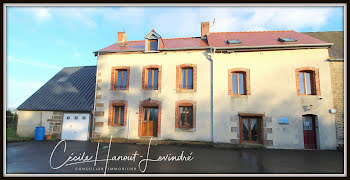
(17, 66), (96, 112)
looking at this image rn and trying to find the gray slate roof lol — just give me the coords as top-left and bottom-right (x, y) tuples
(18, 66), (96, 112)
(302, 31), (344, 60)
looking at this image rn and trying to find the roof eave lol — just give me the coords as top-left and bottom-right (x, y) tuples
(17, 108), (93, 112)
(96, 47), (210, 54)
(95, 43), (333, 54)
(213, 43), (333, 51)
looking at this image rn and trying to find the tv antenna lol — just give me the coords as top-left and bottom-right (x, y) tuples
(210, 18), (216, 27)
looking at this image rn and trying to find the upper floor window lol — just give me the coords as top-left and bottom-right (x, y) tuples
(228, 68), (251, 96)
(143, 65), (162, 90)
(296, 67), (320, 96)
(111, 66), (130, 91)
(181, 67), (193, 89)
(231, 72), (246, 95)
(176, 64), (197, 92)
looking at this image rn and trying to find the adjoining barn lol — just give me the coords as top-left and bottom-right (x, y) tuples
(17, 66), (96, 141)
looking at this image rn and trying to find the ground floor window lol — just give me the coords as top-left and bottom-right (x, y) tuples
(175, 100), (196, 129)
(113, 106), (125, 125)
(108, 100), (128, 126)
(239, 114), (263, 144)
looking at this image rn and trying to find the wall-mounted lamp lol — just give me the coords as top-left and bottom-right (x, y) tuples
(302, 105), (313, 111)
(329, 109), (336, 114)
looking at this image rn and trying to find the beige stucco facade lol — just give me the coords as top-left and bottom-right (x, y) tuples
(17, 110), (65, 138)
(94, 51), (212, 141)
(93, 48), (337, 150)
(212, 49), (337, 150)
(17, 111), (54, 137)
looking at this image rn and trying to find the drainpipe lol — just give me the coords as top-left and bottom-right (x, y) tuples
(40, 111), (43, 127)
(91, 59), (99, 141)
(209, 47), (215, 144)
(127, 110), (130, 139)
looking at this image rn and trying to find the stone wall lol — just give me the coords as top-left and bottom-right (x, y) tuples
(329, 61), (344, 147)
(47, 111), (63, 139)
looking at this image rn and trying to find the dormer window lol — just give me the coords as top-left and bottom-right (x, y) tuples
(144, 29), (162, 52)
(227, 39), (241, 45)
(149, 40), (158, 51)
(278, 37), (297, 43)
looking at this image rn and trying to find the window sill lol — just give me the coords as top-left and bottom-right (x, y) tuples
(297, 94), (319, 97)
(143, 89), (161, 91)
(109, 125), (126, 128)
(144, 50), (160, 53)
(229, 94), (249, 98)
(110, 89), (129, 91)
(175, 127), (196, 132)
(177, 89), (196, 93)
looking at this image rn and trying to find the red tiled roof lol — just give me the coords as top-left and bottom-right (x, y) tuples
(96, 30), (330, 53)
(162, 37), (208, 49)
(207, 30), (329, 48)
(98, 40), (145, 52)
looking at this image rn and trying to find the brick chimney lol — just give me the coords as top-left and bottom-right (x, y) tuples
(118, 32), (127, 43)
(201, 22), (209, 37)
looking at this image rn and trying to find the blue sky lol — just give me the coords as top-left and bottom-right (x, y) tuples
(6, 5), (344, 109)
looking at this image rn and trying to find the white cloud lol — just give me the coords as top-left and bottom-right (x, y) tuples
(199, 7), (334, 32)
(8, 56), (62, 70)
(73, 52), (81, 58)
(33, 7), (52, 23)
(51, 7), (99, 28)
(55, 39), (67, 46)
(11, 40), (25, 47)
(148, 8), (200, 38)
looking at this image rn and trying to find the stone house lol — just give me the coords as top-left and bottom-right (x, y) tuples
(92, 22), (338, 150)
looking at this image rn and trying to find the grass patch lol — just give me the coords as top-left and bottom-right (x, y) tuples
(6, 127), (33, 142)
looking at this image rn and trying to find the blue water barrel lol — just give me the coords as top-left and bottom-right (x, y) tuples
(34, 127), (45, 140)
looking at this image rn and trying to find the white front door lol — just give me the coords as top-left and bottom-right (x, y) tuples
(61, 113), (90, 141)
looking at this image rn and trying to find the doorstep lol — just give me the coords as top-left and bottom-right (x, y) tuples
(214, 143), (266, 149)
(91, 137), (213, 147)
(91, 138), (267, 149)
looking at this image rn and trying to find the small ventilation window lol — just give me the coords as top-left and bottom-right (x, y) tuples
(278, 38), (297, 43)
(57, 77), (68, 82)
(227, 39), (241, 45)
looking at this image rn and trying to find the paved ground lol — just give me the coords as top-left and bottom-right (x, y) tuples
(5, 140), (344, 174)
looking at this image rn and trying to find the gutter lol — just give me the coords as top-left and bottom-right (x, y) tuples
(214, 43), (333, 51)
(327, 58), (344, 62)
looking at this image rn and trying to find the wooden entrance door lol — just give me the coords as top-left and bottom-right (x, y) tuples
(142, 107), (158, 137)
(303, 115), (317, 149)
(240, 117), (262, 144)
